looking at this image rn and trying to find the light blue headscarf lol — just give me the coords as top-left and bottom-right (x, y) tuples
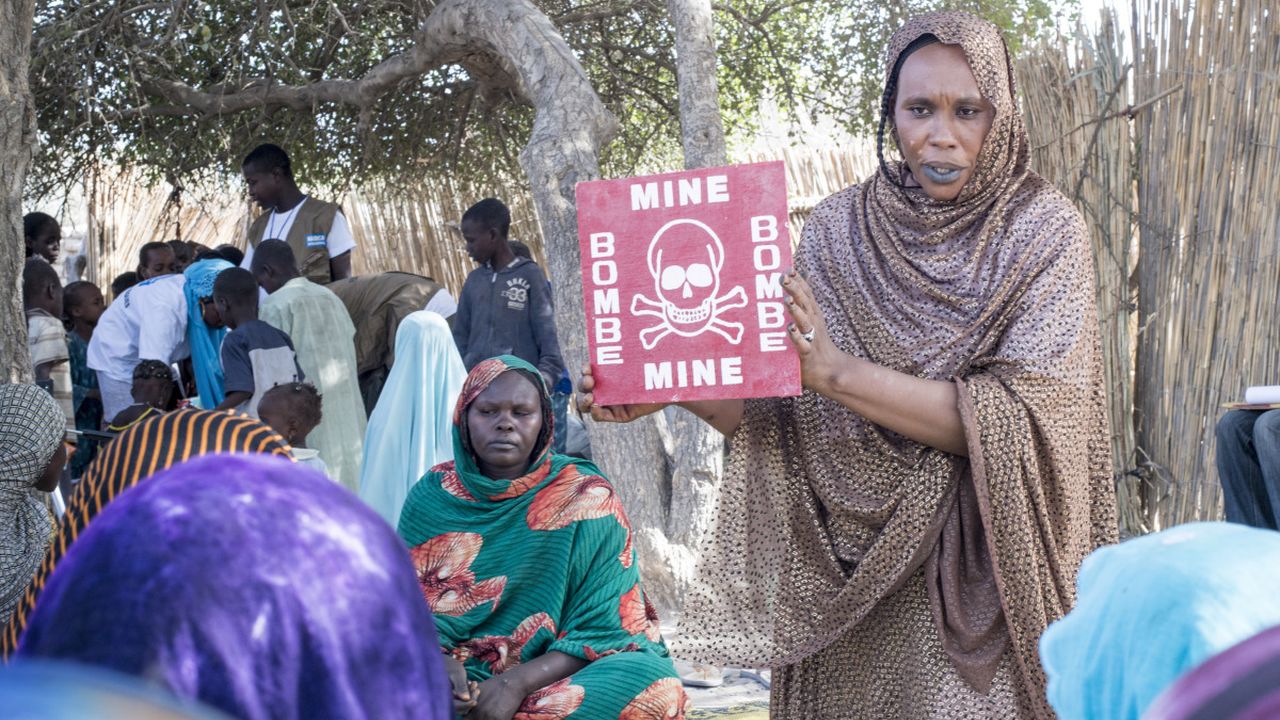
(182, 259), (232, 409)
(359, 311), (465, 527)
(1040, 522), (1280, 720)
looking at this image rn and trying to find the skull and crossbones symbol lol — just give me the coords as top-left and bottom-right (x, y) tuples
(630, 218), (747, 350)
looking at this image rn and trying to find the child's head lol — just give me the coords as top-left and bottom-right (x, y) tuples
(23, 212), (61, 263)
(110, 271), (140, 299)
(257, 382), (323, 446)
(214, 244), (245, 267)
(460, 198), (512, 265)
(131, 360), (175, 409)
(138, 241), (177, 280)
(249, 239), (300, 294)
(168, 240), (193, 273)
(64, 281), (105, 328)
(211, 268), (260, 329)
(23, 258), (63, 317)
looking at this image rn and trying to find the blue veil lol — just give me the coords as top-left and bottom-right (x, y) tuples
(359, 311), (465, 526)
(182, 259), (232, 408)
(1040, 522), (1280, 720)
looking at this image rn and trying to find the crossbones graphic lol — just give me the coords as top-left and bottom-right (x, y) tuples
(630, 218), (748, 350)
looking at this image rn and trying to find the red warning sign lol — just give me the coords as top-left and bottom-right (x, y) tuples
(576, 161), (802, 405)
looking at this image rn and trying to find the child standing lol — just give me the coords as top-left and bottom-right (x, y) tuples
(136, 242), (177, 280)
(23, 259), (74, 436)
(106, 360), (176, 432)
(257, 382), (329, 477)
(211, 268), (303, 417)
(63, 281), (106, 477)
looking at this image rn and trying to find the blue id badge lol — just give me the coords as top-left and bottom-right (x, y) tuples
(305, 233), (326, 248)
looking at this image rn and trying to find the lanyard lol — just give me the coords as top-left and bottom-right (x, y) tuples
(266, 196), (307, 240)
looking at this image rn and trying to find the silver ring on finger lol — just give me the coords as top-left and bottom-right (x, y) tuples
(801, 328), (816, 343)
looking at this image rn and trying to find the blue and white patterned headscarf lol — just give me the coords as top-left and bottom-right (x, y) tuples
(181, 259), (232, 408)
(0, 384), (62, 626)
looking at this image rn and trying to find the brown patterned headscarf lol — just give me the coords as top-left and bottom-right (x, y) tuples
(673, 11), (1116, 716)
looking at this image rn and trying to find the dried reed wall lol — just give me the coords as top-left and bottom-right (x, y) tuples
(1015, 0), (1280, 533)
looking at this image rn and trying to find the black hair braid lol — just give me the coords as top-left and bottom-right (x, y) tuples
(876, 71), (902, 186)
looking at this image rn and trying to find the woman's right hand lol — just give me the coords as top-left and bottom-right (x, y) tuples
(576, 365), (668, 423)
(443, 654), (478, 716)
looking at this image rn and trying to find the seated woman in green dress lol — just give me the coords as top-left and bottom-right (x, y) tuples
(398, 355), (688, 720)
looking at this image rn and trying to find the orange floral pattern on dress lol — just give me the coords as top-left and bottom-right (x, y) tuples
(526, 467), (634, 567)
(513, 677), (585, 720)
(439, 468), (477, 502)
(408, 532), (506, 616)
(455, 612), (556, 674)
(618, 678), (691, 720)
(619, 585), (663, 643)
(490, 458), (553, 501)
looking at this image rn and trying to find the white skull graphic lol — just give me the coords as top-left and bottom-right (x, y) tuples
(631, 219), (748, 349)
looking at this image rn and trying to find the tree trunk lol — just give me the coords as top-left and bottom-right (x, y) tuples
(658, 0), (728, 595)
(0, 0), (36, 383)
(668, 0), (728, 168)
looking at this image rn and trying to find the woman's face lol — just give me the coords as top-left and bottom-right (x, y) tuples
(199, 296), (224, 328)
(467, 371), (543, 480)
(892, 42), (995, 202)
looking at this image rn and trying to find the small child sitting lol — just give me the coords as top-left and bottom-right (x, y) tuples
(107, 360), (176, 432)
(23, 259), (73, 436)
(257, 382), (329, 477)
(211, 268), (303, 418)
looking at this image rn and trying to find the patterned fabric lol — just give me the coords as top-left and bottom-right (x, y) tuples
(673, 11), (1116, 719)
(1, 409), (291, 658)
(360, 311), (466, 527)
(397, 356), (689, 719)
(0, 385), (63, 628)
(66, 333), (103, 477)
(1040, 523), (1280, 720)
(1146, 625), (1280, 720)
(181, 259), (232, 408)
(15, 454), (451, 720)
(26, 310), (74, 435)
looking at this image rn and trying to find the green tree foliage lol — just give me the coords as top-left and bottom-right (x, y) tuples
(26, 0), (1071, 198)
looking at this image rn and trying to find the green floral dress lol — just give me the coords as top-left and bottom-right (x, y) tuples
(397, 356), (689, 719)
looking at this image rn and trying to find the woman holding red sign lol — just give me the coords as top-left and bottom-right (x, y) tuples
(581, 11), (1115, 719)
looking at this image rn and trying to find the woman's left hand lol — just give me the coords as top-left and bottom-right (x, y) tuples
(783, 269), (846, 395)
(466, 675), (526, 720)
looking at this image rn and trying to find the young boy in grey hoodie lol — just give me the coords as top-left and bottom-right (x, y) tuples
(453, 198), (565, 389)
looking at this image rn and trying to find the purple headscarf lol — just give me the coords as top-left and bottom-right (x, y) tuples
(16, 454), (450, 720)
(1146, 625), (1280, 720)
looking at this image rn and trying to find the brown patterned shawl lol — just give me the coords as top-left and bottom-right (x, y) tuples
(672, 11), (1117, 715)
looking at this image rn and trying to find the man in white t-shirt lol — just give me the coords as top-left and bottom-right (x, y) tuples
(240, 144), (355, 284)
(86, 273), (189, 419)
